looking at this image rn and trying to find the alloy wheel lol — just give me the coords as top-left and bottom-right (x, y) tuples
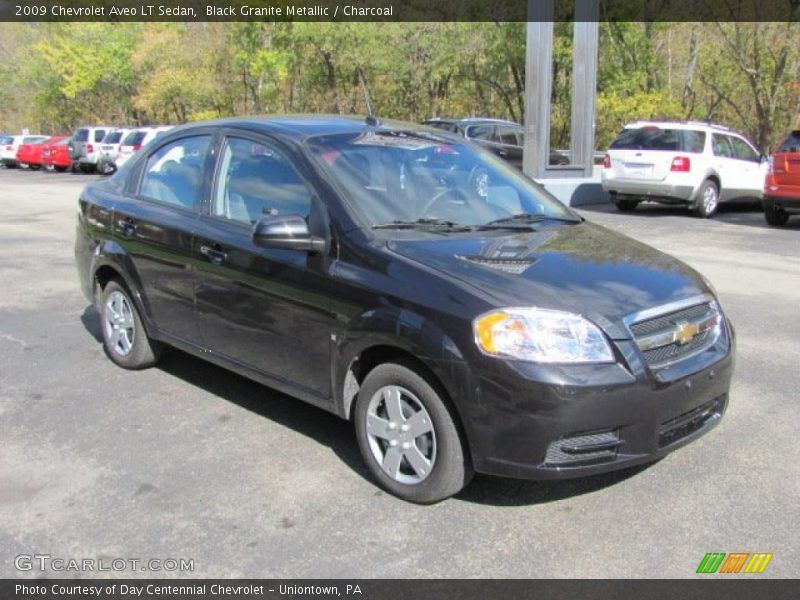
(104, 291), (135, 357)
(365, 385), (437, 485)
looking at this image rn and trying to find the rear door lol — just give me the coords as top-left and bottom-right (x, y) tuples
(607, 126), (682, 181)
(728, 135), (765, 198)
(772, 131), (800, 187)
(112, 133), (214, 343)
(710, 134), (738, 198)
(193, 133), (333, 398)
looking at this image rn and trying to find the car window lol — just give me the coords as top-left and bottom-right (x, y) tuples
(23, 136), (46, 144)
(73, 129), (89, 142)
(308, 130), (577, 227)
(103, 131), (124, 144)
(778, 132), (800, 153)
(94, 130), (107, 142)
(122, 131), (147, 146)
(711, 134), (734, 158)
(212, 137), (313, 225)
(494, 125), (521, 146)
(681, 130), (706, 153)
(466, 125), (494, 141)
(729, 137), (759, 162)
(610, 127), (682, 151)
(139, 136), (211, 210)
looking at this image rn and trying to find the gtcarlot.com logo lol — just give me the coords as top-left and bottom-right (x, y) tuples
(14, 554), (194, 573)
(696, 552), (773, 574)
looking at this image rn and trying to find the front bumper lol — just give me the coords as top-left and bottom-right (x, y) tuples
(467, 320), (734, 480)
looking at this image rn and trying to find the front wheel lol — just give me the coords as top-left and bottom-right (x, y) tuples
(693, 180), (719, 218)
(354, 361), (472, 503)
(100, 279), (161, 369)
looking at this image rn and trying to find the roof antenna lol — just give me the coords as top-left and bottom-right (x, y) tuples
(357, 67), (380, 127)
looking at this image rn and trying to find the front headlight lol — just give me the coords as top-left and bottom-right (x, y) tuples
(474, 308), (614, 364)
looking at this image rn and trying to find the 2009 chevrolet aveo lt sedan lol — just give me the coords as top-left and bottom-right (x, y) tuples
(75, 116), (735, 503)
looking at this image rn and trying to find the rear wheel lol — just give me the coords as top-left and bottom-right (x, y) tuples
(354, 361), (472, 504)
(99, 279), (161, 369)
(764, 204), (789, 226)
(693, 180), (719, 218)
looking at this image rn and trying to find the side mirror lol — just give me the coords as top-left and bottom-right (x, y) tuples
(252, 214), (326, 253)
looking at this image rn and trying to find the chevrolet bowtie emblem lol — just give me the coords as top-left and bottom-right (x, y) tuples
(674, 321), (701, 345)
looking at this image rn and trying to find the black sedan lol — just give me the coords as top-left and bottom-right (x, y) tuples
(75, 116), (734, 503)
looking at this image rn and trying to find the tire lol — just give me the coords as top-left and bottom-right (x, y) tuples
(693, 180), (719, 218)
(764, 204), (789, 227)
(354, 360), (472, 504)
(99, 279), (161, 369)
(614, 198), (639, 212)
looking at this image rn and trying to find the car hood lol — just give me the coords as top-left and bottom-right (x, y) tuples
(386, 221), (710, 339)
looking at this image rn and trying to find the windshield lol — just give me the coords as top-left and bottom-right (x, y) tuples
(307, 130), (577, 228)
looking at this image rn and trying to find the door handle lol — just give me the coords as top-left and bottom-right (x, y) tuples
(119, 217), (136, 237)
(200, 244), (227, 266)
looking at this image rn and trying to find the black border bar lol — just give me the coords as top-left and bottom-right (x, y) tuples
(3, 0), (800, 22)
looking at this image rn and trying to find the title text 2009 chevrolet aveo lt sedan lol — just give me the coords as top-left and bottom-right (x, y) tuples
(75, 116), (735, 503)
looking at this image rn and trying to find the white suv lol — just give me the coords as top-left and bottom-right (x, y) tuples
(115, 126), (173, 169)
(601, 121), (767, 217)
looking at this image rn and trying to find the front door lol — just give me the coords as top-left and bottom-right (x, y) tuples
(193, 134), (333, 399)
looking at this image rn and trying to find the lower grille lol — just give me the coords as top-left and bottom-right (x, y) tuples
(658, 395), (725, 448)
(545, 430), (621, 466)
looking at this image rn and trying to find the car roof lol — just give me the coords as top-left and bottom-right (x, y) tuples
(623, 120), (738, 133)
(424, 117), (519, 127)
(163, 115), (449, 141)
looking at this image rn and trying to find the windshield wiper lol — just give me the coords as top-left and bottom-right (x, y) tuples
(478, 213), (581, 230)
(372, 218), (473, 232)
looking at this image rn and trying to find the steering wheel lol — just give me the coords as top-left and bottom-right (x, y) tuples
(468, 165), (490, 198)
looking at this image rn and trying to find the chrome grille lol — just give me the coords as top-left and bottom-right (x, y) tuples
(627, 297), (722, 368)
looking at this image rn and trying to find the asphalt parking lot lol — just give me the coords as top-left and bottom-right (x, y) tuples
(1, 167), (798, 578)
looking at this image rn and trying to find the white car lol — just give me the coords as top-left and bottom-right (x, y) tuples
(601, 121), (767, 217)
(1, 134), (49, 168)
(116, 126), (173, 169)
(71, 126), (113, 172)
(96, 128), (132, 174)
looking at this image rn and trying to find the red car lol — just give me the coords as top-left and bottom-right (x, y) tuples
(764, 130), (800, 226)
(16, 136), (61, 170)
(40, 136), (72, 172)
